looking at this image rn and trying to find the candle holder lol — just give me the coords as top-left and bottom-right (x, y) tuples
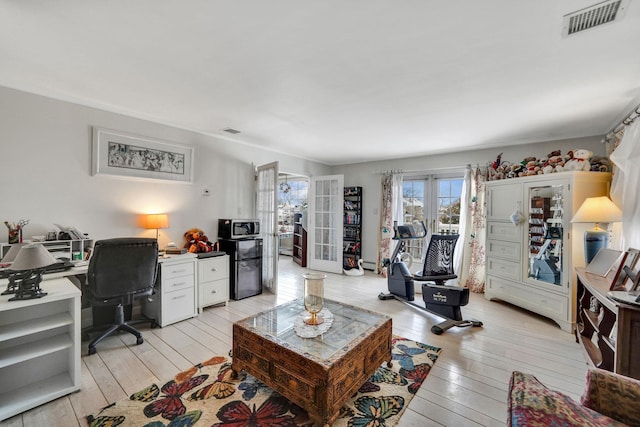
(303, 273), (326, 325)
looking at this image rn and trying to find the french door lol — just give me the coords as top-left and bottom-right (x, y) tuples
(402, 174), (464, 271)
(308, 174), (344, 274)
(256, 162), (278, 294)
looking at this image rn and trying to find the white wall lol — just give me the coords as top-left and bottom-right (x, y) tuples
(0, 84), (610, 269)
(0, 86), (331, 248)
(333, 137), (608, 268)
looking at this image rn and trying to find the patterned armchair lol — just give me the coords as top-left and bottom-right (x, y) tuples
(509, 369), (640, 426)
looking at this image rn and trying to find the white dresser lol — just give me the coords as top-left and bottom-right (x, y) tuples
(143, 253), (198, 327)
(197, 254), (229, 311)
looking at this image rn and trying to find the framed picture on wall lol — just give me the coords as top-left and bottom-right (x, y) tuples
(92, 127), (194, 183)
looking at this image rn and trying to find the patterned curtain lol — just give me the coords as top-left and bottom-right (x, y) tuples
(377, 174), (393, 274)
(458, 166), (487, 293)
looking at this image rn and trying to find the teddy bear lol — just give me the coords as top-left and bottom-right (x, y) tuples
(542, 151), (565, 174)
(183, 228), (214, 253)
(565, 149), (592, 171)
(589, 156), (612, 172)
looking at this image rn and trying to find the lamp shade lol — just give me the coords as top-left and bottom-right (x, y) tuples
(9, 244), (58, 271)
(142, 214), (169, 230)
(571, 196), (622, 224)
(1, 243), (26, 263)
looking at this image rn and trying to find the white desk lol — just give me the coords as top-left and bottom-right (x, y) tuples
(0, 277), (81, 421)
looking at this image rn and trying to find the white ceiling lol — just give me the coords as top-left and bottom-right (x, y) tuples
(1, 1), (639, 165)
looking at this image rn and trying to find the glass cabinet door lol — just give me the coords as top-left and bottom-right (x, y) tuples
(525, 182), (565, 287)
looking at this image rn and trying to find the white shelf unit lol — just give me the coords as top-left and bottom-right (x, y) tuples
(0, 278), (81, 421)
(1, 239), (94, 262)
(197, 255), (229, 312)
(143, 254), (198, 327)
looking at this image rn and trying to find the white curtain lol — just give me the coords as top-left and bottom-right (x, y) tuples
(392, 173), (404, 226)
(256, 165), (276, 292)
(453, 167), (471, 285)
(610, 120), (640, 249)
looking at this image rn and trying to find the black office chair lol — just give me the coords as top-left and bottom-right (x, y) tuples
(82, 238), (158, 355)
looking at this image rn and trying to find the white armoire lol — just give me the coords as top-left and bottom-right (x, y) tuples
(484, 171), (611, 332)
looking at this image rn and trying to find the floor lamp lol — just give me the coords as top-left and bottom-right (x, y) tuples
(571, 196), (622, 264)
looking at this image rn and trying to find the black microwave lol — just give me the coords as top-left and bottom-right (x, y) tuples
(218, 219), (261, 239)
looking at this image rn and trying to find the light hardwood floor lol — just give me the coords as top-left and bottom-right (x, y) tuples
(1, 258), (588, 426)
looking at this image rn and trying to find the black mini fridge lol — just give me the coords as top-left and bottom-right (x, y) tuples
(219, 238), (263, 300)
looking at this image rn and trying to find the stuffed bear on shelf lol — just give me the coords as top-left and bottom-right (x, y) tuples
(183, 228), (215, 253)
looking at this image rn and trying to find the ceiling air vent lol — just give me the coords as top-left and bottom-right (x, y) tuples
(222, 127), (241, 134)
(562, 0), (628, 37)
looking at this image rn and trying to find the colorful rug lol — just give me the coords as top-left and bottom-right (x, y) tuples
(87, 336), (441, 427)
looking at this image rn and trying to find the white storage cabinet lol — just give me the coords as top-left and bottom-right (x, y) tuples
(197, 255), (229, 311)
(143, 254), (198, 327)
(484, 171), (611, 332)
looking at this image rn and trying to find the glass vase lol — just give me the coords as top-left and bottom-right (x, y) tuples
(303, 273), (326, 325)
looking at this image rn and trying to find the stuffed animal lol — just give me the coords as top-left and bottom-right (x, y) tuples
(589, 156), (612, 172)
(183, 228), (214, 253)
(565, 149), (592, 171)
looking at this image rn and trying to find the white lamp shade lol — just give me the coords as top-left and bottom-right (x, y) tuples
(571, 196), (622, 224)
(1, 243), (26, 263)
(9, 244), (58, 271)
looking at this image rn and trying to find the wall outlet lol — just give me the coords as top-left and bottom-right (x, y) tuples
(201, 188), (211, 196)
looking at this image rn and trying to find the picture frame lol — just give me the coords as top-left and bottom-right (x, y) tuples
(609, 248), (640, 291)
(92, 127), (194, 183)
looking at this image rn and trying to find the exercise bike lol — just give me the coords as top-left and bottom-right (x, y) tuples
(378, 221), (482, 335)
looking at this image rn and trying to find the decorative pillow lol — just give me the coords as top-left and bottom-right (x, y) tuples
(581, 368), (640, 426)
(508, 371), (627, 427)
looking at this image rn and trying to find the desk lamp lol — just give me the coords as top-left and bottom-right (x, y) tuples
(0, 243), (27, 295)
(142, 213), (169, 241)
(571, 196), (622, 264)
(7, 243), (58, 301)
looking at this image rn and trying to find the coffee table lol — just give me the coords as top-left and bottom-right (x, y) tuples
(232, 298), (392, 426)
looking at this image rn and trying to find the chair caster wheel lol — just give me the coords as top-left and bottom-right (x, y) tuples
(137, 337), (144, 345)
(88, 346), (97, 355)
(151, 321), (158, 329)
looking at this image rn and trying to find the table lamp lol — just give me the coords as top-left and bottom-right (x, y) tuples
(142, 213), (169, 241)
(571, 196), (622, 264)
(7, 243), (58, 301)
(0, 242), (27, 295)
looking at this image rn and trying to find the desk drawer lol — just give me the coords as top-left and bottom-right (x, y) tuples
(164, 274), (194, 292)
(162, 261), (195, 280)
(162, 287), (195, 321)
(200, 279), (228, 306)
(198, 257), (228, 282)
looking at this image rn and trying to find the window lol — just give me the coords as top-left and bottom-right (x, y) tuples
(402, 175), (463, 264)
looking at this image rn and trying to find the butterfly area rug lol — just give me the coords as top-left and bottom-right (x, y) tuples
(87, 336), (441, 427)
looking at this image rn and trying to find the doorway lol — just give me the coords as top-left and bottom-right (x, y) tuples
(277, 173), (308, 259)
